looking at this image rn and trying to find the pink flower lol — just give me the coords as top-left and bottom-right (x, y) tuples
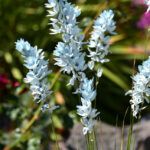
(132, 0), (145, 5)
(12, 81), (20, 88)
(0, 74), (20, 90)
(137, 12), (150, 29)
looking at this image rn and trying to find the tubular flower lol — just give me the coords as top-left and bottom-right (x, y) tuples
(45, 0), (87, 85)
(77, 77), (96, 102)
(126, 57), (150, 117)
(88, 10), (116, 76)
(77, 77), (99, 134)
(15, 39), (52, 111)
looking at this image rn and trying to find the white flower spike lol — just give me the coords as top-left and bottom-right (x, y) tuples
(88, 10), (116, 77)
(77, 77), (99, 134)
(127, 57), (150, 117)
(46, 0), (87, 85)
(16, 39), (53, 111)
(45, 0), (115, 135)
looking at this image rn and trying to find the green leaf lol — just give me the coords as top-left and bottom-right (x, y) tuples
(102, 67), (129, 90)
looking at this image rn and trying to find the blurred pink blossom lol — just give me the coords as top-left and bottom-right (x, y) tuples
(137, 12), (150, 29)
(0, 74), (10, 89)
(132, 0), (145, 5)
(0, 74), (20, 90)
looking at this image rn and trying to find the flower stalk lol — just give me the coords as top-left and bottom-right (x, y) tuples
(46, 0), (116, 136)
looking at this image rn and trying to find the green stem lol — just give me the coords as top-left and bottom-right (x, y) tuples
(87, 130), (97, 150)
(21, 102), (43, 133)
(5, 71), (61, 149)
(93, 127), (98, 150)
(126, 115), (134, 150)
(50, 115), (60, 150)
(120, 107), (129, 150)
(144, 28), (150, 58)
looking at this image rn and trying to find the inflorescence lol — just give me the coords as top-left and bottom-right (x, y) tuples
(15, 39), (58, 112)
(88, 10), (116, 75)
(15, 0), (150, 135)
(45, 0), (87, 86)
(127, 57), (150, 117)
(45, 0), (116, 134)
(15, 0), (116, 135)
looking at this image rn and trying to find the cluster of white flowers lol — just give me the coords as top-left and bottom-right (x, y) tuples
(46, 0), (116, 134)
(88, 10), (116, 77)
(15, 39), (53, 112)
(127, 57), (150, 117)
(145, 0), (150, 12)
(77, 78), (99, 134)
(14, 0), (117, 136)
(45, 0), (87, 85)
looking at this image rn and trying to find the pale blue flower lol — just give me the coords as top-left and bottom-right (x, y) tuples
(88, 61), (95, 70)
(82, 118), (95, 135)
(46, 0), (113, 135)
(78, 77), (96, 102)
(76, 77), (99, 134)
(82, 115), (100, 135)
(77, 98), (100, 135)
(45, 0), (81, 38)
(77, 98), (99, 119)
(54, 42), (86, 74)
(127, 57), (150, 117)
(88, 10), (116, 77)
(15, 39), (52, 105)
(41, 104), (59, 113)
(46, 0), (87, 85)
(97, 68), (103, 78)
(77, 98), (92, 118)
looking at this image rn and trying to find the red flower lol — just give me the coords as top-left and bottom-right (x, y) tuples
(0, 74), (20, 90)
(0, 74), (10, 90)
(12, 81), (20, 88)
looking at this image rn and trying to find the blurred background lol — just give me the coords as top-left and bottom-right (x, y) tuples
(0, 0), (150, 149)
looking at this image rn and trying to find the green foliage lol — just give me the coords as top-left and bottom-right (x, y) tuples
(0, 0), (150, 149)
